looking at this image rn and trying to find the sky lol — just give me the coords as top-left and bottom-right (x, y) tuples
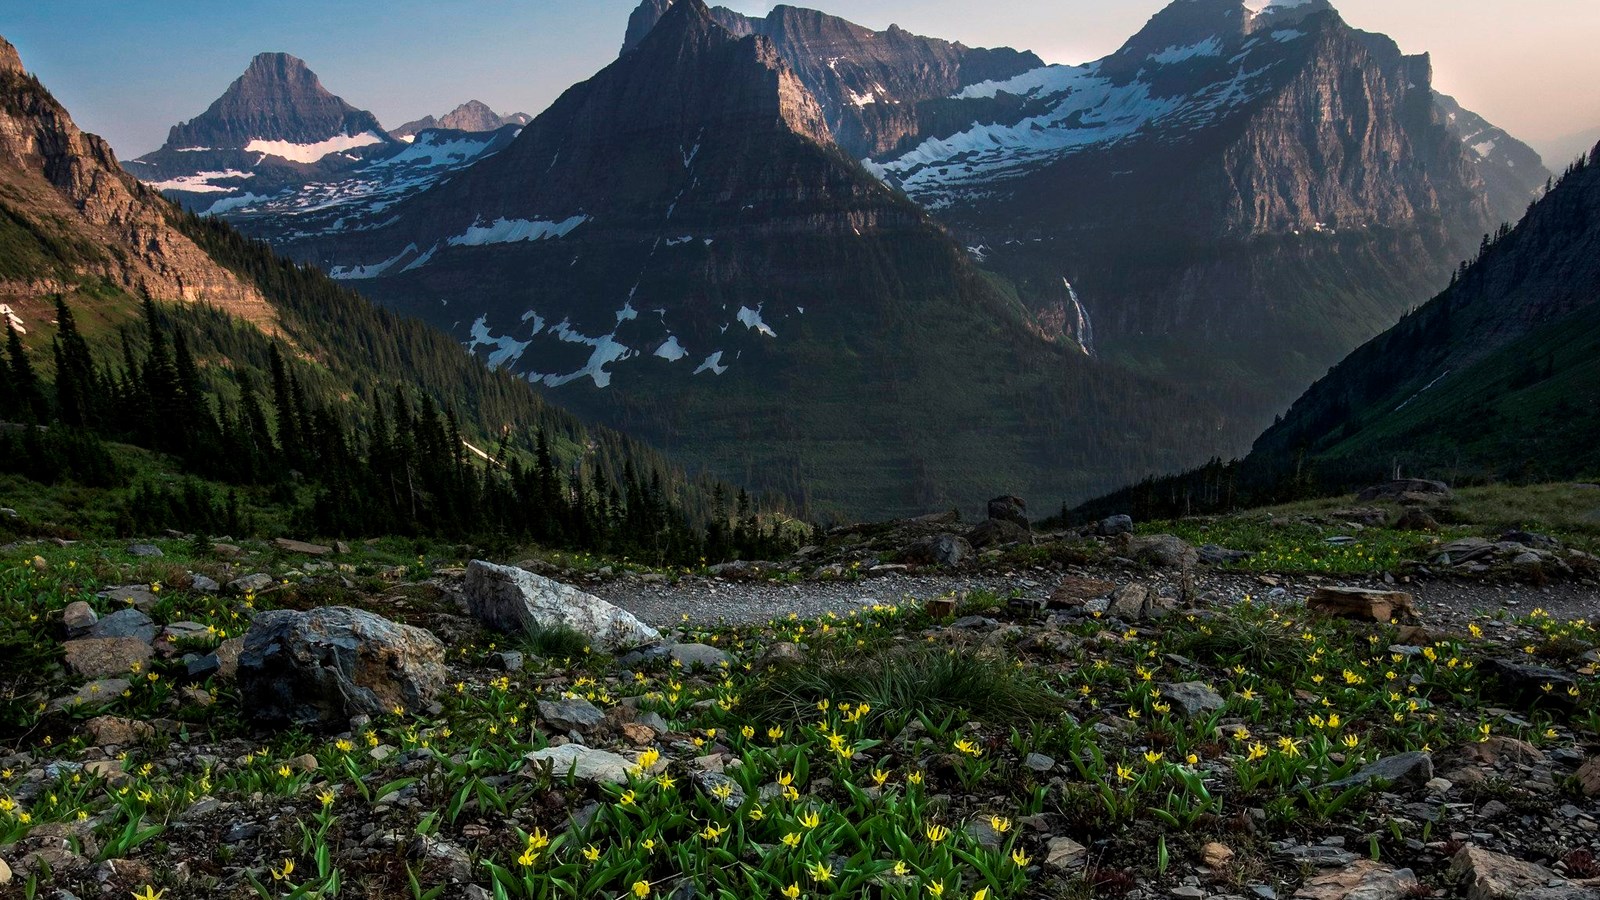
(5, 0), (1599, 164)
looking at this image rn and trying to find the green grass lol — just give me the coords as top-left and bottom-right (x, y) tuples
(745, 642), (1063, 728)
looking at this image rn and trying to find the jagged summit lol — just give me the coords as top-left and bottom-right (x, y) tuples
(161, 51), (388, 151)
(390, 100), (531, 139)
(618, 0), (1042, 157)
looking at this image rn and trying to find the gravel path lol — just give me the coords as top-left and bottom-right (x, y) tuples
(592, 574), (1050, 626)
(591, 566), (1600, 627)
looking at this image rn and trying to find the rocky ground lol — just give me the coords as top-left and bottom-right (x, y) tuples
(1, 492), (1598, 900)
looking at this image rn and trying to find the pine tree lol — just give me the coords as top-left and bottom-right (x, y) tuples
(6, 320), (47, 422)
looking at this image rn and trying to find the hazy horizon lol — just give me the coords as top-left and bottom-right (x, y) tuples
(5, 0), (1598, 164)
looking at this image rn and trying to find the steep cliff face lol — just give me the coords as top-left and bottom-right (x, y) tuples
(280, 0), (1231, 519)
(0, 35), (273, 329)
(124, 53), (396, 212)
(621, 0), (1041, 158)
(866, 0), (1549, 444)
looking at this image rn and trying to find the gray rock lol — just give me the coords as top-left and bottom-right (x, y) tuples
(189, 574), (220, 593)
(967, 518), (1028, 549)
(1323, 752), (1433, 792)
(1097, 514), (1134, 537)
(905, 533), (972, 567)
(1483, 658), (1577, 705)
(537, 698), (606, 734)
(693, 770), (746, 810)
(50, 678), (132, 711)
(408, 835), (473, 883)
(1275, 844), (1359, 867)
(755, 642), (805, 668)
(238, 606), (446, 730)
(987, 496), (1030, 530)
(228, 573), (274, 594)
(951, 615), (998, 631)
(1198, 545), (1253, 565)
(1024, 752), (1055, 773)
(87, 609), (157, 643)
(62, 601), (97, 638)
(1161, 681), (1226, 718)
(1106, 583), (1176, 621)
(1119, 533), (1198, 569)
(127, 544), (163, 558)
(463, 560), (660, 651)
(526, 744), (635, 785)
(667, 643), (732, 669)
(1292, 860), (1418, 900)
(186, 638), (243, 680)
(491, 650), (525, 672)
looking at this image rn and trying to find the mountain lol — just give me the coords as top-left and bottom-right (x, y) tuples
(0, 35), (274, 329)
(123, 52), (398, 207)
(0, 31), (772, 535)
(124, 57), (520, 239)
(390, 100), (532, 140)
(282, 0), (1230, 519)
(1246, 142), (1600, 487)
(860, 0), (1550, 436)
(620, 0), (1044, 158)
(1540, 124), (1600, 169)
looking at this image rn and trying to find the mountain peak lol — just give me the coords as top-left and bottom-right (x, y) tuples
(0, 34), (23, 75)
(159, 51), (388, 153)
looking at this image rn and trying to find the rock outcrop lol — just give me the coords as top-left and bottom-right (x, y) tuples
(237, 606), (446, 729)
(463, 561), (661, 651)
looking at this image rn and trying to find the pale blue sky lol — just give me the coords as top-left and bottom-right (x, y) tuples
(5, 1), (1598, 162)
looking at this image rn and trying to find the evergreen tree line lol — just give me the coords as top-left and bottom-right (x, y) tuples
(1, 297), (803, 563)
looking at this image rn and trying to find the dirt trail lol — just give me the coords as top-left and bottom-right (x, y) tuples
(593, 566), (1600, 627)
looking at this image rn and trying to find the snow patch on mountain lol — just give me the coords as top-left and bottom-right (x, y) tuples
(736, 305), (777, 338)
(466, 315), (532, 370)
(244, 131), (386, 163)
(203, 192), (269, 215)
(328, 244), (419, 280)
(446, 215), (589, 247)
(1147, 37), (1222, 64)
(147, 170), (255, 194)
(655, 336), (688, 361)
(694, 351), (729, 376)
(531, 318), (634, 388)
(373, 133), (500, 169)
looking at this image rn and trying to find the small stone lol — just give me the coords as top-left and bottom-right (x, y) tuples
(62, 601), (98, 637)
(538, 698), (606, 734)
(526, 744), (635, 785)
(491, 650), (525, 672)
(1161, 682), (1225, 718)
(621, 723), (657, 746)
(1023, 753), (1055, 773)
(693, 770), (745, 810)
(228, 573), (274, 594)
(665, 643), (732, 669)
(85, 716), (154, 746)
(127, 544), (163, 558)
(1323, 752), (1433, 792)
(189, 574), (220, 593)
(1044, 836), (1087, 871)
(1291, 860), (1418, 900)
(87, 608), (158, 642)
(273, 538), (334, 556)
(1307, 587), (1418, 624)
(1202, 842), (1233, 871)
(51, 678), (132, 710)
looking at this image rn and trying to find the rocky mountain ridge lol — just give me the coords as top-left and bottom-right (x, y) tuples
(275, 0), (1230, 518)
(621, 0), (1043, 158)
(390, 100), (531, 139)
(0, 35), (275, 331)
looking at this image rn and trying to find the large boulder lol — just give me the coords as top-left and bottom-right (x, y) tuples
(986, 496), (1030, 530)
(1356, 479), (1452, 504)
(1323, 752), (1433, 792)
(967, 519), (1027, 549)
(463, 561), (660, 651)
(87, 609), (157, 643)
(902, 533), (972, 567)
(238, 607), (445, 730)
(1117, 533), (1198, 569)
(1096, 514), (1134, 537)
(1308, 587), (1418, 624)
